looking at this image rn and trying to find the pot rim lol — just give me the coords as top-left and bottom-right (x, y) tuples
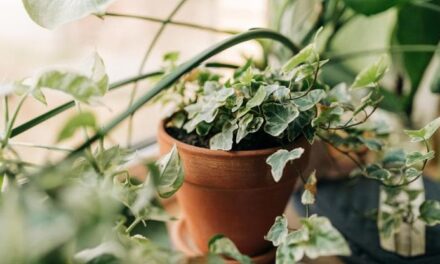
(158, 120), (307, 158)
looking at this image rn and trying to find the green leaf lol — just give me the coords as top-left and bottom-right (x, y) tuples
(56, 111), (97, 142)
(404, 167), (422, 181)
(342, 0), (405, 15)
(351, 56), (388, 89)
(275, 242), (298, 264)
(266, 148), (304, 182)
(209, 122), (238, 151)
(287, 109), (315, 141)
(208, 235), (252, 264)
(22, 0), (115, 29)
(13, 82), (47, 105)
(404, 117), (440, 142)
(382, 149), (406, 168)
(406, 151), (435, 166)
(265, 215), (288, 247)
(35, 53), (109, 104)
(380, 211), (402, 238)
(282, 44), (317, 73)
(358, 137), (382, 151)
(292, 90), (326, 111)
(301, 170), (317, 205)
(420, 200), (440, 226)
(262, 103), (299, 137)
(246, 86), (267, 109)
(236, 114), (264, 144)
(149, 145), (184, 198)
(365, 164), (391, 181)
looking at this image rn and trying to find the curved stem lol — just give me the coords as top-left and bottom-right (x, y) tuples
(67, 29), (298, 157)
(2, 95), (28, 148)
(326, 45), (439, 63)
(104, 12), (237, 35)
(126, 0), (187, 147)
(9, 141), (73, 152)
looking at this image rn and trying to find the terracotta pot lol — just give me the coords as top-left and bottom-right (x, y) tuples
(157, 121), (310, 256)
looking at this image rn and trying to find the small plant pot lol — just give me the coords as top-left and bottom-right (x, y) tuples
(157, 121), (310, 256)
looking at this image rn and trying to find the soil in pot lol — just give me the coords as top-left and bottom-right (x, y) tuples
(158, 121), (311, 256)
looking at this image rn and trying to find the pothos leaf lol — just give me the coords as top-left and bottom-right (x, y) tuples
(209, 122), (238, 151)
(22, 0), (115, 29)
(56, 111), (97, 142)
(351, 56), (388, 89)
(266, 148), (304, 182)
(265, 215), (288, 247)
(420, 200), (440, 226)
(149, 145), (184, 198)
(262, 103), (299, 137)
(208, 235), (252, 264)
(404, 117), (440, 142)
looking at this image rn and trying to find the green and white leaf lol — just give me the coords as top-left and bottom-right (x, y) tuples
(266, 148), (304, 182)
(282, 44), (317, 73)
(351, 56), (388, 89)
(292, 90), (326, 111)
(263, 103), (299, 137)
(208, 235), (252, 264)
(57, 111), (97, 142)
(265, 215), (288, 247)
(406, 151), (435, 166)
(420, 200), (440, 226)
(404, 117), (440, 142)
(246, 86), (267, 109)
(22, 0), (115, 29)
(301, 170), (317, 205)
(149, 145), (184, 198)
(236, 114), (264, 143)
(210, 122), (238, 151)
(365, 164), (391, 182)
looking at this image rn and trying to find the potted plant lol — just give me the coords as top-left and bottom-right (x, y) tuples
(155, 41), (387, 259)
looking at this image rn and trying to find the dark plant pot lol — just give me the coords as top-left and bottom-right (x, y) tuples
(157, 121), (310, 256)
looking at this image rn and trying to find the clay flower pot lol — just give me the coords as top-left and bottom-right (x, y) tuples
(157, 121), (310, 257)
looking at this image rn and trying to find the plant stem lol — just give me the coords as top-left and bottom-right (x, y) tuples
(126, 217), (142, 233)
(2, 95), (28, 148)
(8, 141), (73, 152)
(104, 12), (237, 35)
(126, 0), (188, 147)
(326, 45), (439, 63)
(67, 29), (298, 157)
(3, 96), (9, 130)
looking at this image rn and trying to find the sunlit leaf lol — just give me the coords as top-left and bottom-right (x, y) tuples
(351, 56), (388, 89)
(208, 235), (252, 264)
(22, 0), (115, 29)
(149, 145), (184, 198)
(292, 90), (326, 111)
(56, 111), (97, 142)
(282, 44), (317, 73)
(404, 117), (440, 142)
(266, 148), (304, 182)
(406, 151), (435, 166)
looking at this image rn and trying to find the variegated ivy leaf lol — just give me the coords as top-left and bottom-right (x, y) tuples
(208, 235), (252, 264)
(209, 122), (238, 151)
(358, 137), (382, 151)
(184, 104), (219, 133)
(272, 86), (291, 101)
(404, 117), (440, 143)
(246, 85), (267, 109)
(276, 240), (301, 264)
(299, 215), (351, 259)
(382, 149), (406, 168)
(365, 164), (391, 182)
(419, 200), (440, 226)
(287, 108), (316, 141)
(292, 90), (326, 111)
(301, 170), (317, 205)
(22, 0), (115, 29)
(13, 81), (47, 105)
(265, 215), (288, 247)
(351, 56), (388, 89)
(262, 103), (299, 137)
(56, 111), (97, 142)
(149, 145), (184, 198)
(404, 167), (422, 181)
(236, 114), (264, 143)
(406, 151), (435, 166)
(282, 44), (317, 73)
(380, 212), (402, 238)
(35, 52), (109, 104)
(266, 148), (304, 182)
(312, 106), (344, 128)
(326, 83), (351, 104)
